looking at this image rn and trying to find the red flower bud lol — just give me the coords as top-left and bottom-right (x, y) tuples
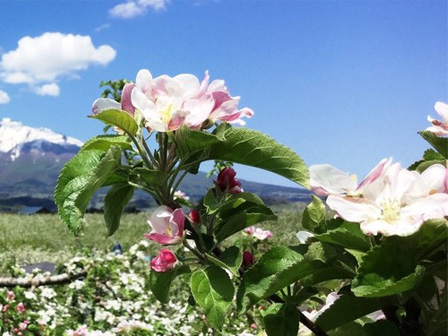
(242, 251), (255, 268)
(189, 209), (201, 224)
(217, 167), (243, 194)
(150, 249), (177, 272)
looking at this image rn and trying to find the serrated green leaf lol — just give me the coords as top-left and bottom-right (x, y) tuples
(104, 183), (134, 236)
(90, 109), (139, 137)
(190, 266), (235, 330)
(315, 221), (371, 252)
(206, 246), (242, 277)
(352, 242), (425, 298)
(302, 195), (326, 233)
(215, 204), (277, 241)
(419, 131), (448, 158)
(175, 125), (222, 158)
(208, 126), (309, 188)
(203, 190), (265, 215)
(80, 135), (133, 152)
(132, 167), (169, 186)
(316, 295), (382, 331)
(55, 146), (121, 235)
(150, 265), (190, 304)
(264, 301), (299, 336)
(423, 148), (446, 161)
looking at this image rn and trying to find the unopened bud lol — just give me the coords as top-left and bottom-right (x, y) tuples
(242, 251), (255, 268)
(189, 209), (201, 224)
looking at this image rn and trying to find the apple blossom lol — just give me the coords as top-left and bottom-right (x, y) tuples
(296, 231), (314, 244)
(426, 101), (448, 136)
(144, 206), (185, 245)
(131, 69), (215, 132)
(198, 71), (254, 125)
(150, 249), (177, 273)
(91, 83), (136, 116)
(244, 226), (273, 240)
(327, 162), (448, 236)
(217, 167), (243, 194)
(310, 158), (391, 196)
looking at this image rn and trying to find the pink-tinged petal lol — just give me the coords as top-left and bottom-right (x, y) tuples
(357, 158), (391, 191)
(425, 125), (448, 136)
(91, 98), (121, 115)
(135, 69), (153, 93)
(174, 74), (200, 98)
(168, 109), (187, 130)
(434, 101), (448, 124)
(121, 83), (136, 115)
(199, 70), (210, 94)
(145, 233), (180, 245)
(148, 206), (172, 233)
(211, 91), (233, 110)
(131, 87), (156, 113)
(183, 93), (214, 127)
(420, 164), (447, 193)
(326, 195), (381, 223)
(208, 79), (227, 92)
(445, 164), (448, 193)
(172, 208), (185, 237)
(310, 164), (357, 196)
(150, 249), (177, 272)
(153, 75), (182, 98)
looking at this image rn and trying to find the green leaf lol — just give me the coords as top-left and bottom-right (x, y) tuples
(352, 242), (425, 298)
(363, 320), (400, 336)
(302, 195), (326, 233)
(316, 295), (383, 331)
(423, 148), (446, 161)
(203, 190), (265, 215)
(104, 183), (134, 236)
(132, 167), (169, 186)
(264, 301), (299, 336)
(190, 266), (235, 330)
(290, 287), (318, 305)
(415, 160), (447, 173)
(214, 204), (277, 241)
(175, 126), (222, 158)
(55, 146), (121, 235)
(80, 135), (133, 152)
(150, 265), (190, 304)
(237, 246), (308, 310)
(419, 131), (448, 159)
(206, 246), (242, 277)
(90, 109), (139, 137)
(315, 221), (371, 252)
(208, 126), (309, 188)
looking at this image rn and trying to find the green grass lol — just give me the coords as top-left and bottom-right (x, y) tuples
(0, 203), (305, 266)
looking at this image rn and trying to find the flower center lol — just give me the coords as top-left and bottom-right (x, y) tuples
(160, 103), (174, 125)
(381, 198), (401, 223)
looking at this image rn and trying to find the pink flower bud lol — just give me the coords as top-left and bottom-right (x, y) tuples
(18, 322), (27, 330)
(16, 302), (26, 313)
(189, 209), (201, 224)
(242, 251), (255, 268)
(121, 83), (136, 115)
(6, 291), (15, 301)
(217, 167), (243, 194)
(145, 206), (185, 245)
(150, 249), (177, 272)
(2, 304), (9, 312)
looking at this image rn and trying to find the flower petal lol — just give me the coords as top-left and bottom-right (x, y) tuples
(310, 164), (357, 196)
(326, 195), (381, 223)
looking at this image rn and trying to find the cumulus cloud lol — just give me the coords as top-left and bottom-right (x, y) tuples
(34, 83), (60, 97)
(0, 32), (116, 96)
(110, 0), (168, 19)
(0, 90), (10, 104)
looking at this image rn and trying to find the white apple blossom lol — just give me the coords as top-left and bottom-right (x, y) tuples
(327, 162), (448, 236)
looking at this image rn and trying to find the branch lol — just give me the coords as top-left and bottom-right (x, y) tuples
(0, 270), (87, 288)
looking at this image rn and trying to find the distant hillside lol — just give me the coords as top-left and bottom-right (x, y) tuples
(0, 118), (311, 211)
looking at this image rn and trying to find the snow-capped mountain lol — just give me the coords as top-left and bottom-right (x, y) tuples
(0, 118), (83, 161)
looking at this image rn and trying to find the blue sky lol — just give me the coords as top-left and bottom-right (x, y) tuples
(0, 0), (446, 187)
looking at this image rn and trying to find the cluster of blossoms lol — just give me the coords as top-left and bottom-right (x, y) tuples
(145, 167), (245, 272)
(0, 291), (30, 335)
(310, 157), (448, 236)
(244, 226), (273, 241)
(92, 70), (253, 132)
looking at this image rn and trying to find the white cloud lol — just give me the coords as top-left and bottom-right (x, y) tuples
(0, 32), (116, 96)
(110, 0), (168, 19)
(35, 83), (60, 97)
(0, 90), (10, 104)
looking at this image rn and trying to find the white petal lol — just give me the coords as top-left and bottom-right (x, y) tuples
(135, 69), (153, 92)
(149, 206), (173, 233)
(92, 98), (120, 114)
(174, 74), (200, 99)
(310, 164), (357, 196)
(326, 195), (381, 223)
(183, 93), (215, 127)
(420, 164), (447, 193)
(434, 101), (448, 124)
(296, 231), (314, 244)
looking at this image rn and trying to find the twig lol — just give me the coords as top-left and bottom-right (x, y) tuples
(0, 270), (87, 288)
